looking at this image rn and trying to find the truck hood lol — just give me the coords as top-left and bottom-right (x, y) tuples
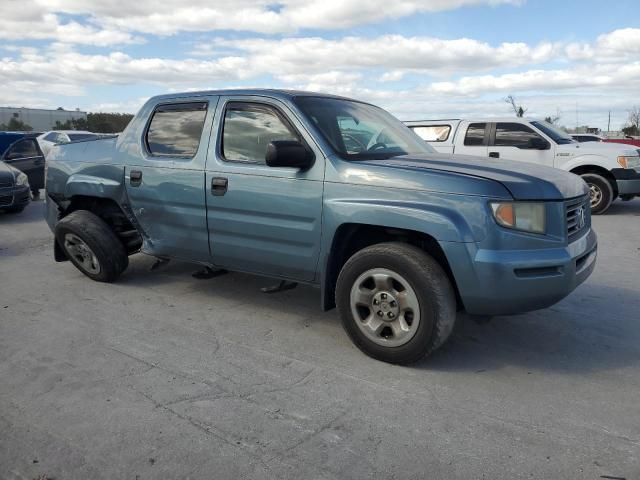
(359, 153), (587, 200)
(558, 141), (640, 157)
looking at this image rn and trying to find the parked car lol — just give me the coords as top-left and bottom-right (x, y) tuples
(44, 90), (597, 364)
(406, 119), (640, 213)
(571, 134), (605, 143)
(604, 137), (640, 148)
(37, 130), (98, 157)
(0, 160), (31, 214)
(1, 136), (46, 196)
(0, 131), (41, 156)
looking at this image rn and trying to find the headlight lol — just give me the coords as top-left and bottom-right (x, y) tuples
(490, 202), (546, 234)
(15, 172), (29, 186)
(617, 155), (640, 169)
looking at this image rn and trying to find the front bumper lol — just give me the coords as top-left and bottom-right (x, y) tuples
(0, 185), (31, 210)
(441, 228), (598, 316)
(612, 168), (640, 196)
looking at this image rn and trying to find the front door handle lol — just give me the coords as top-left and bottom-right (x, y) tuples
(130, 170), (142, 187)
(211, 177), (228, 196)
(489, 152), (500, 158)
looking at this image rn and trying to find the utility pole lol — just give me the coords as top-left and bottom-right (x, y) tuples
(607, 111), (611, 134)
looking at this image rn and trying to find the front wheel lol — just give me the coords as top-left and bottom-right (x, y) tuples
(581, 173), (614, 214)
(336, 242), (456, 364)
(55, 210), (128, 282)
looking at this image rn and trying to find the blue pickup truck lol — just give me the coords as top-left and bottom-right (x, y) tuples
(44, 90), (597, 363)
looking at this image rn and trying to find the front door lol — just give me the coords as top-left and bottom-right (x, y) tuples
(3, 138), (45, 191)
(205, 96), (324, 282)
(488, 122), (555, 167)
(124, 96), (218, 263)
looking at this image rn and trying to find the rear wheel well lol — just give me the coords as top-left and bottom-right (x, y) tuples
(62, 196), (142, 254)
(324, 223), (461, 311)
(570, 165), (618, 196)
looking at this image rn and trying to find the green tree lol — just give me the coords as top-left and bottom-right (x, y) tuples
(52, 113), (133, 133)
(86, 113), (134, 133)
(622, 106), (640, 136)
(0, 117), (33, 131)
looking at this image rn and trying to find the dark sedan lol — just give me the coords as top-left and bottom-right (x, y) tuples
(1, 137), (45, 196)
(0, 160), (31, 214)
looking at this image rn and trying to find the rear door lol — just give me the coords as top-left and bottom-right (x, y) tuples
(451, 122), (489, 157)
(2, 138), (45, 190)
(204, 96), (324, 282)
(488, 122), (554, 167)
(124, 96), (218, 262)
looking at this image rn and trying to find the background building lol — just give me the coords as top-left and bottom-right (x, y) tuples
(0, 107), (87, 131)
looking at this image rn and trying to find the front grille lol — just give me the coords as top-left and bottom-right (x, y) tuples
(0, 194), (13, 206)
(566, 196), (589, 242)
(0, 180), (13, 188)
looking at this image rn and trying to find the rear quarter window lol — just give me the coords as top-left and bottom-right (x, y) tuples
(145, 102), (207, 157)
(411, 125), (451, 142)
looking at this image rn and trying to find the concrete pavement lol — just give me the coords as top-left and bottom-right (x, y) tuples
(1, 199), (639, 479)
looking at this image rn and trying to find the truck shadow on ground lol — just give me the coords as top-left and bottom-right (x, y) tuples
(117, 256), (640, 376)
(604, 198), (640, 216)
(423, 280), (640, 374)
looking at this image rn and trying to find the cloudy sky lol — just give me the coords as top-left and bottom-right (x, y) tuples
(1, 0), (639, 130)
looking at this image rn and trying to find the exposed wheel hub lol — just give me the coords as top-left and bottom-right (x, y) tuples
(63, 233), (101, 275)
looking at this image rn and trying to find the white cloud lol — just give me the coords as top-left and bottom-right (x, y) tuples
(16, 0), (521, 36)
(1, 21), (638, 129)
(203, 35), (558, 76)
(427, 63), (640, 96)
(0, 6), (140, 46)
(566, 28), (640, 63)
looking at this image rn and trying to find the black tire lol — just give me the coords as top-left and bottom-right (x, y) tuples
(3, 205), (25, 214)
(336, 242), (456, 364)
(581, 173), (614, 214)
(55, 210), (128, 282)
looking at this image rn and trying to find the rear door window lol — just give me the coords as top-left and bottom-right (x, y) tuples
(146, 102), (207, 157)
(222, 102), (300, 164)
(411, 125), (451, 142)
(494, 123), (541, 148)
(464, 123), (487, 146)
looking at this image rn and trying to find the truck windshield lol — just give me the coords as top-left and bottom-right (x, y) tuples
(531, 121), (576, 145)
(293, 96), (435, 160)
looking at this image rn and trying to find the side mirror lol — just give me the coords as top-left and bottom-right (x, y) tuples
(266, 140), (314, 169)
(527, 137), (550, 150)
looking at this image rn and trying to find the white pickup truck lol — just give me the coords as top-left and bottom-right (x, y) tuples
(405, 118), (640, 214)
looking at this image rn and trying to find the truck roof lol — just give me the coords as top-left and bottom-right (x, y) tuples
(405, 117), (545, 124)
(149, 88), (361, 104)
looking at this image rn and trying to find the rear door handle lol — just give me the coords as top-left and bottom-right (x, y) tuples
(489, 152), (500, 158)
(130, 170), (142, 187)
(211, 177), (228, 196)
